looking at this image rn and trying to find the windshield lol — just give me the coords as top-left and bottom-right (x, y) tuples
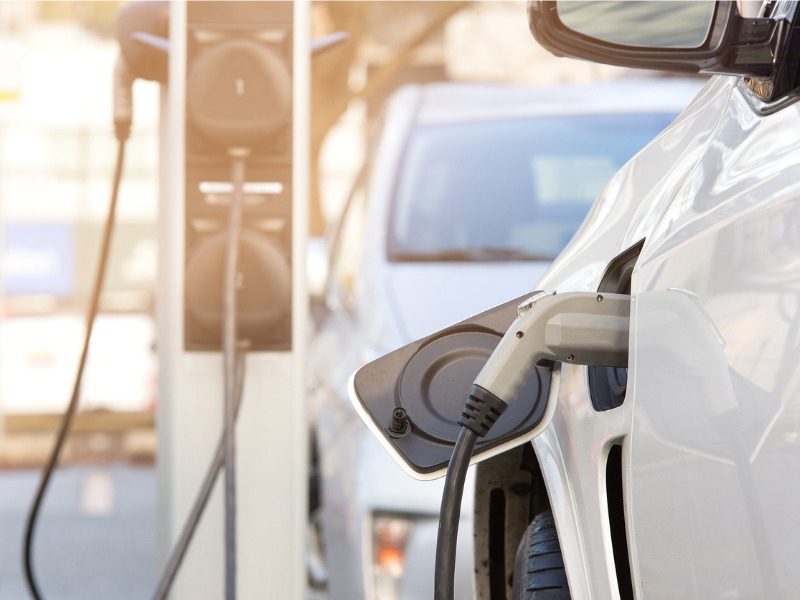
(388, 113), (675, 262)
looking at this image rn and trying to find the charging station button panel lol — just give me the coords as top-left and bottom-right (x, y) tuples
(183, 1), (294, 352)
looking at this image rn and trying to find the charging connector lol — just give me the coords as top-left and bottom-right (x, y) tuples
(113, 57), (135, 142)
(472, 291), (629, 409)
(435, 290), (631, 600)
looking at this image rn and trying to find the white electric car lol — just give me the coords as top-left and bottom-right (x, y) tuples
(308, 79), (702, 599)
(354, 2), (800, 599)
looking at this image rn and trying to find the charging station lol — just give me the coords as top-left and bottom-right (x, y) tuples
(156, 2), (308, 597)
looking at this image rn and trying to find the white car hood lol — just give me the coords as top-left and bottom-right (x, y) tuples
(384, 262), (550, 341)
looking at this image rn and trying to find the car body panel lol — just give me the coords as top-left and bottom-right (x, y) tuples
(517, 73), (800, 599)
(628, 80), (800, 598)
(525, 74), (734, 599)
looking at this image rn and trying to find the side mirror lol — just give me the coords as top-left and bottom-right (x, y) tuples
(306, 237), (329, 304)
(528, 0), (799, 102)
(557, 1), (717, 49)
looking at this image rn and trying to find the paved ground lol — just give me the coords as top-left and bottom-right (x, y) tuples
(0, 464), (156, 600)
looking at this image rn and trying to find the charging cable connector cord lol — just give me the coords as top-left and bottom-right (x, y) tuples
(22, 56), (134, 600)
(149, 151), (249, 600)
(434, 290), (632, 600)
(221, 148), (248, 600)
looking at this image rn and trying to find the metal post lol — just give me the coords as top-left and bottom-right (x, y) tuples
(155, 2), (308, 597)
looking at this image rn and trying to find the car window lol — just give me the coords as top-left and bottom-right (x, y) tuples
(388, 113), (676, 262)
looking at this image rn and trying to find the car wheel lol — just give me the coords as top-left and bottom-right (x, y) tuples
(511, 510), (571, 600)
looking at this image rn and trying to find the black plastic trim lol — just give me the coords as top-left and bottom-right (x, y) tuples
(461, 385), (509, 437)
(489, 489), (507, 600)
(606, 444), (633, 600)
(587, 240), (643, 412)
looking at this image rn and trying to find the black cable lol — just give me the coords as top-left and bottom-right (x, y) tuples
(435, 387), (508, 600)
(222, 151), (246, 600)
(150, 352), (245, 600)
(151, 153), (248, 599)
(152, 151), (247, 595)
(22, 139), (127, 600)
(434, 426), (478, 600)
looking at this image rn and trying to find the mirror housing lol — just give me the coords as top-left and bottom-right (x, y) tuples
(528, 0), (800, 102)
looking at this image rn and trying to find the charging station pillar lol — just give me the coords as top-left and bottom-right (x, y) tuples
(156, 2), (308, 597)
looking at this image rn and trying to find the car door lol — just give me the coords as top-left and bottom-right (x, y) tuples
(627, 81), (800, 598)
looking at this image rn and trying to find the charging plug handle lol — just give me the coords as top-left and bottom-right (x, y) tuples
(472, 290), (630, 410)
(113, 57), (135, 141)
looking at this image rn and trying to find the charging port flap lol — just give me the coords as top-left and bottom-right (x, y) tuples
(349, 294), (553, 480)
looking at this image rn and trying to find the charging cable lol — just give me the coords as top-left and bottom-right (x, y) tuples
(434, 291), (632, 600)
(222, 150), (247, 600)
(23, 43), (252, 599)
(152, 150), (248, 600)
(22, 52), (249, 599)
(150, 150), (248, 600)
(21, 56), (133, 600)
(151, 348), (245, 600)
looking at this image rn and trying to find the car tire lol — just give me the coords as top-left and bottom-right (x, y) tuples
(511, 510), (571, 600)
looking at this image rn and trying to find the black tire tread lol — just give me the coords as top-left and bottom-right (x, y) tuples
(512, 511), (571, 600)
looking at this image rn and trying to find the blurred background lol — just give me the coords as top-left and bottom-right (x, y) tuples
(0, 2), (672, 599)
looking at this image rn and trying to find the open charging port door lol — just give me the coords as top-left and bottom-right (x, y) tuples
(350, 294), (554, 480)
